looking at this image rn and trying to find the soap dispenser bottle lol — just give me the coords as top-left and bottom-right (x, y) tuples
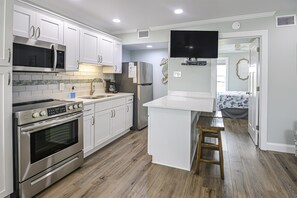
(69, 86), (76, 100)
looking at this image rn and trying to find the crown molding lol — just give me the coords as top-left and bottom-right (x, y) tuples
(112, 11), (276, 35)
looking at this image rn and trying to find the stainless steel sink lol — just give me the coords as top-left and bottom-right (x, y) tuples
(79, 95), (115, 99)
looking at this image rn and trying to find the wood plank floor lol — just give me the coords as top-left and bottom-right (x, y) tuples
(36, 119), (297, 198)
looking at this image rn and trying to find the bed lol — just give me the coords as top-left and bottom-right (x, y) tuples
(216, 91), (249, 119)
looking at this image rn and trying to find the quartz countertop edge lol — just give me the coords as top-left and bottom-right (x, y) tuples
(67, 92), (134, 105)
(143, 95), (214, 112)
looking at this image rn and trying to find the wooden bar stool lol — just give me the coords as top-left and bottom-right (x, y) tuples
(196, 116), (225, 179)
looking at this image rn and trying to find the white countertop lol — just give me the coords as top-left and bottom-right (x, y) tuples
(66, 92), (134, 105)
(143, 95), (214, 112)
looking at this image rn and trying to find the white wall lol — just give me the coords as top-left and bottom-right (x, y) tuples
(219, 52), (250, 91)
(116, 10), (297, 147)
(122, 48), (132, 62)
(127, 49), (168, 99)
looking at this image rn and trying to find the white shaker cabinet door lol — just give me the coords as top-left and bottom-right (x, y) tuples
(113, 41), (122, 73)
(36, 13), (64, 44)
(13, 5), (35, 39)
(99, 36), (114, 66)
(80, 29), (100, 64)
(83, 114), (95, 155)
(64, 23), (80, 71)
(0, 0), (13, 66)
(111, 105), (126, 137)
(94, 109), (112, 147)
(125, 103), (133, 129)
(0, 67), (13, 197)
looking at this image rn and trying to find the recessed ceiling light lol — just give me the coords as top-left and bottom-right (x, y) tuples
(174, 9), (183, 14)
(146, 45), (152, 48)
(112, 18), (121, 23)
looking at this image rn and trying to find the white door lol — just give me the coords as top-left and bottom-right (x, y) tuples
(248, 38), (260, 145)
(111, 105), (126, 136)
(0, 0), (13, 66)
(100, 36), (114, 66)
(113, 42), (122, 73)
(94, 109), (112, 147)
(83, 114), (94, 155)
(64, 23), (80, 71)
(80, 29), (100, 64)
(13, 5), (36, 38)
(36, 13), (64, 44)
(0, 67), (13, 197)
(125, 103), (133, 129)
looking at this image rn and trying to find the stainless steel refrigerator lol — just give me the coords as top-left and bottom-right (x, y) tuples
(115, 62), (153, 130)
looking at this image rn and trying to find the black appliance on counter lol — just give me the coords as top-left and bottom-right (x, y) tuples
(12, 99), (84, 197)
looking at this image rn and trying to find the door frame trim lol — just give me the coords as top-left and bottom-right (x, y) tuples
(219, 30), (268, 151)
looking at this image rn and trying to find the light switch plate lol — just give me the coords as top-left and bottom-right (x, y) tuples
(59, 83), (65, 91)
(173, 71), (182, 78)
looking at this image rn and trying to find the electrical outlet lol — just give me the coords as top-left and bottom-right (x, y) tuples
(59, 83), (65, 91)
(173, 71), (182, 78)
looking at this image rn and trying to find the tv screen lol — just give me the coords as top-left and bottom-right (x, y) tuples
(170, 30), (218, 59)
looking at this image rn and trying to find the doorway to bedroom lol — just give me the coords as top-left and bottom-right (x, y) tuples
(216, 37), (260, 146)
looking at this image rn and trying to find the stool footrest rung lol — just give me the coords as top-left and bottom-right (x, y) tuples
(201, 143), (219, 150)
(200, 159), (220, 165)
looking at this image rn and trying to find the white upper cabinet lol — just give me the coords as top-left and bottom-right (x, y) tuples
(0, 0), (13, 66)
(113, 41), (122, 73)
(36, 13), (63, 44)
(99, 36), (114, 66)
(102, 41), (123, 74)
(80, 29), (100, 64)
(64, 23), (80, 71)
(13, 5), (35, 39)
(13, 5), (64, 44)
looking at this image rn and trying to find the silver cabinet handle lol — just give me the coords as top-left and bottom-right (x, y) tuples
(36, 27), (41, 39)
(115, 65), (117, 72)
(30, 26), (35, 38)
(92, 116), (95, 125)
(8, 72), (11, 86)
(97, 55), (100, 64)
(77, 60), (79, 69)
(113, 110), (116, 117)
(111, 110), (113, 118)
(127, 105), (129, 112)
(8, 48), (11, 63)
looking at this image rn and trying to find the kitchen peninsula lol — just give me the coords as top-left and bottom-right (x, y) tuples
(143, 95), (214, 171)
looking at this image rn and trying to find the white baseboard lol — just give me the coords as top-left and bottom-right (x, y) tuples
(266, 142), (295, 154)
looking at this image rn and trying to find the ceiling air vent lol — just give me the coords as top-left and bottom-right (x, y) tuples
(138, 29), (149, 39)
(276, 15), (296, 27)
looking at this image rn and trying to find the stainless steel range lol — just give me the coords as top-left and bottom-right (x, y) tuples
(13, 99), (84, 198)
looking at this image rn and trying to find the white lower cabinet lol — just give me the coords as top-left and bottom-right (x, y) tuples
(111, 105), (126, 136)
(94, 109), (112, 147)
(83, 114), (94, 154)
(126, 102), (133, 129)
(83, 96), (133, 157)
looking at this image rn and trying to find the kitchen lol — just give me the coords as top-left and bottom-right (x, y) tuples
(1, 0), (297, 198)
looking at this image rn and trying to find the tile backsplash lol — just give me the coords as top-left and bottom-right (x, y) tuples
(13, 64), (114, 103)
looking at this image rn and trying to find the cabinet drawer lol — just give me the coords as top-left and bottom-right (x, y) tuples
(95, 100), (113, 112)
(112, 98), (125, 107)
(83, 104), (94, 116)
(126, 96), (133, 104)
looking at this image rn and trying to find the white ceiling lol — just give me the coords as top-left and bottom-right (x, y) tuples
(23, 0), (297, 34)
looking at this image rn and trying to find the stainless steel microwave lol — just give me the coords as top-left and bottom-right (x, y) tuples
(13, 42), (66, 72)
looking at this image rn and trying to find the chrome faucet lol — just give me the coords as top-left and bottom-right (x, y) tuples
(90, 78), (105, 95)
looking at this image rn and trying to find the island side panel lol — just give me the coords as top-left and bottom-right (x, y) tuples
(148, 107), (192, 171)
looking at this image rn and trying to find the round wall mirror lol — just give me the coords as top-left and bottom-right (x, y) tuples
(236, 58), (250, 80)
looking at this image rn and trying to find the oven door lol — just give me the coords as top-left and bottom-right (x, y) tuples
(18, 112), (83, 182)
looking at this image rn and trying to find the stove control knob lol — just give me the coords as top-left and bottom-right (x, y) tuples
(40, 111), (46, 116)
(78, 103), (83, 108)
(68, 105), (74, 110)
(73, 104), (78, 109)
(32, 112), (40, 118)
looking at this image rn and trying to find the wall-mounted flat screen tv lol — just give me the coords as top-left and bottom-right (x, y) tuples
(170, 30), (218, 59)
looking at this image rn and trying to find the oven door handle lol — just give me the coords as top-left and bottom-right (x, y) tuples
(21, 112), (83, 134)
